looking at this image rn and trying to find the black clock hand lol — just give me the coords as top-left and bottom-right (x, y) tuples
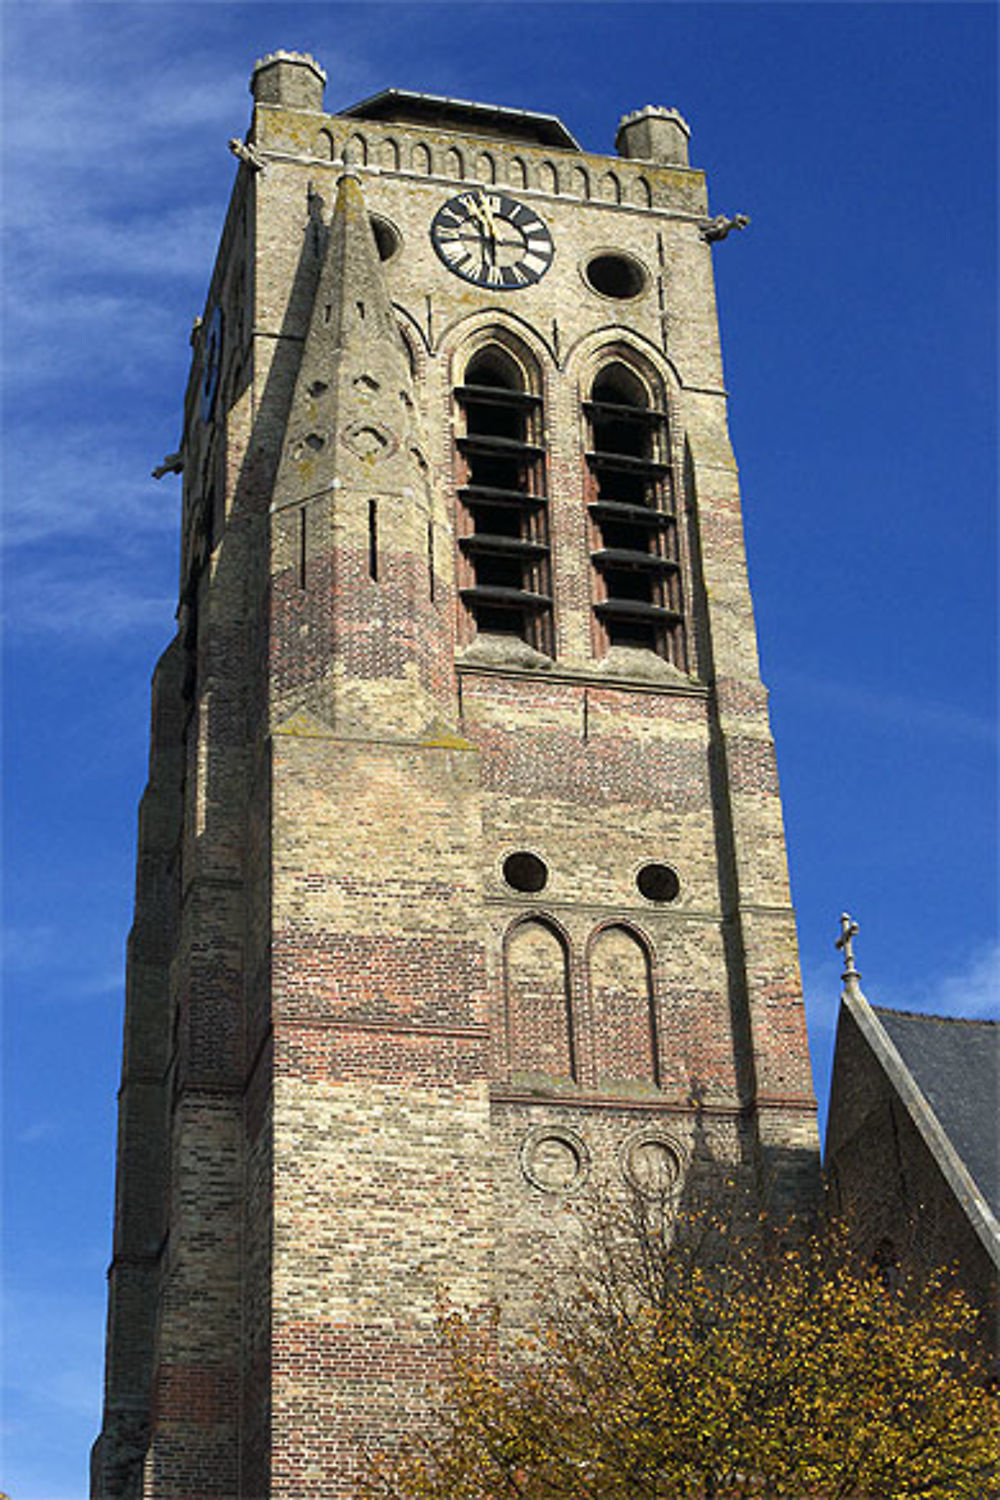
(431, 190), (552, 287)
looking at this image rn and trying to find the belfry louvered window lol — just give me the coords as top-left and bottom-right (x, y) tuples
(456, 347), (552, 653)
(585, 363), (686, 668)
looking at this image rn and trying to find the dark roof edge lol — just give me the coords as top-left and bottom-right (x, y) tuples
(339, 89), (581, 150)
(872, 1003), (999, 1030)
(843, 986), (1000, 1269)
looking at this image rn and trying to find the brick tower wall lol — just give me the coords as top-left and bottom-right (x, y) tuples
(94, 58), (820, 1500)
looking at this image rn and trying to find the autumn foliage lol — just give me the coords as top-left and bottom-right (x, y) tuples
(362, 1195), (998, 1500)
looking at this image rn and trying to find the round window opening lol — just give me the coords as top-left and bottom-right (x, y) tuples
(636, 862), (680, 903)
(585, 252), (647, 300)
(503, 851), (548, 893)
(370, 215), (401, 262)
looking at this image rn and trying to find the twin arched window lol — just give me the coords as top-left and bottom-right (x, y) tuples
(454, 344), (686, 670)
(504, 916), (660, 1089)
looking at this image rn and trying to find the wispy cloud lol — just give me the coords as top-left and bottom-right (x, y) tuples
(68, 968), (126, 1001)
(4, 195), (218, 400)
(7, 63), (245, 167)
(3, 1283), (107, 1424)
(4, 422), (181, 547)
(2, 5), (247, 165)
(778, 668), (998, 747)
(3, 921), (124, 1007)
(906, 939), (1000, 1021)
(4, 403), (179, 645)
(14, 1120), (63, 1146)
(804, 955), (843, 1031)
(0, 7), (384, 665)
(9, 208), (217, 298)
(2, 924), (60, 971)
(4, 559), (174, 639)
(808, 938), (999, 1039)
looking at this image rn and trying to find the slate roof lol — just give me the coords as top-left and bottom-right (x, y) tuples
(874, 1007), (1000, 1220)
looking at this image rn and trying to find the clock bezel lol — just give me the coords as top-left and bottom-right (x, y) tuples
(430, 189), (555, 291)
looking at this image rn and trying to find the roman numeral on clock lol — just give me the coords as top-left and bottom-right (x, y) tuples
(430, 191), (553, 290)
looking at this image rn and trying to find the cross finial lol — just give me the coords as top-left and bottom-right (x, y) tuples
(835, 912), (860, 984)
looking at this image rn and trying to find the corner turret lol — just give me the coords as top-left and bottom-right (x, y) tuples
(615, 105), (691, 166)
(250, 50), (327, 111)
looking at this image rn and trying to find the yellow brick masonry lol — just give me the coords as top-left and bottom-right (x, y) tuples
(93, 55), (820, 1500)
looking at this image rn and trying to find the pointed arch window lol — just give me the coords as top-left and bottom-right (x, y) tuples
(585, 361), (686, 669)
(455, 344), (552, 654)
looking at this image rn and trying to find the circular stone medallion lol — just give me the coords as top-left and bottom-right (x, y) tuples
(520, 1126), (590, 1194)
(620, 1131), (683, 1195)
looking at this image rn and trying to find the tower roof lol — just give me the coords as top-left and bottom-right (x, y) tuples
(339, 89), (580, 150)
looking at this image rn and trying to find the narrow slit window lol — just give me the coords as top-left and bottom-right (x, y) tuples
(454, 344), (551, 653)
(368, 499), (379, 581)
(585, 361), (686, 669)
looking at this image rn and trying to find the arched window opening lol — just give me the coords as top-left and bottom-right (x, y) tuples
(343, 133), (368, 167)
(585, 361), (686, 667)
(505, 918), (575, 1083)
(589, 923), (659, 1089)
(538, 162), (558, 194)
(633, 176), (653, 209)
(455, 345), (552, 652)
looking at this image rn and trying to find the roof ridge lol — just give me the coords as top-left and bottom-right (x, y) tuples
(872, 1003), (999, 1027)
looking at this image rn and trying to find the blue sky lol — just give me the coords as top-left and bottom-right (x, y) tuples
(2, 3), (996, 1496)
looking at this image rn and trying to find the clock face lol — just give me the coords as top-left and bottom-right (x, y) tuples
(430, 190), (554, 290)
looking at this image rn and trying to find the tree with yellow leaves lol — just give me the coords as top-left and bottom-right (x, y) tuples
(362, 1193), (998, 1500)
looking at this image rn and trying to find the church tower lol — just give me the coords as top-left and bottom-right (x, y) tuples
(94, 52), (820, 1500)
